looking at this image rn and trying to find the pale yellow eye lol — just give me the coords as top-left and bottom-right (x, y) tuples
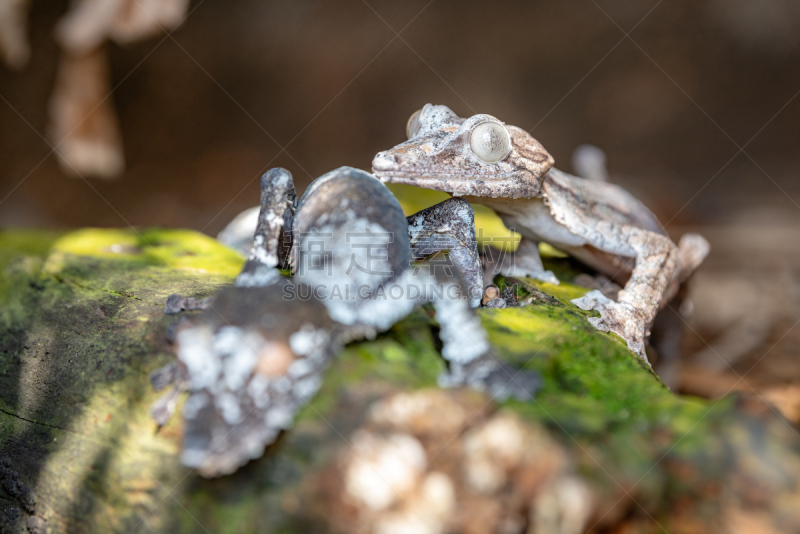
(469, 121), (511, 163)
(406, 109), (423, 139)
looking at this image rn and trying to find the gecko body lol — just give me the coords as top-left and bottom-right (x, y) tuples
(373, 104), (709, 359)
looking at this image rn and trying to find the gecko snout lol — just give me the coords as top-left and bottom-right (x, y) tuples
(372, 151), (400, 172)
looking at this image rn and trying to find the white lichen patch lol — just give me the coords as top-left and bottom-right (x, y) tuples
(345, 430), (427, 511)
(323, 268), (417, 329)
(212, 325), (244, 355)
(265, 404), (294, 430)
(250, 211), (283, 268)
(287, 358), (313, 379)
(224, 330), (264, 392)
(406, 214), (426, 243)
(215, 392), (242, 425)
(176, 326), (220, 391)
(372, 472), (456, 534)
(247, 374), (270, 407)
(272, 377), (292, 396)
(310, 390), (597, 534)
(289, 323), (328, 356)
(183, 392), (209, 420)
(293, 374), (322, 402)
(181, 446), (207, 469)
(463, 414), (527, 494)
(531, 476), (594, 534)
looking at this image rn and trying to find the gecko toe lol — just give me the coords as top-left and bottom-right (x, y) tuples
(484, 364), (542, 402)
(573, 291), (649, 362)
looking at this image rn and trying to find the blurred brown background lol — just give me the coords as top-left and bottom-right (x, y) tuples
(1, 0), (800, 403)
(2, 0), (799, 230)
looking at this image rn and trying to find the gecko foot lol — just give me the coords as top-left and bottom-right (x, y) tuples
(438, 355), (542, 402)
(482, 363), (542, 402)
(572, 290), (649, 363)
(164, 294), (211, 315)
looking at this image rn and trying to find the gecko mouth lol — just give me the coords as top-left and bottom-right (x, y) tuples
(372, 169), (522, 201)
(373, 168), (543, 201)
(374, 169), (448, 183)
(372, 151), (542, 199)
(374, 168), (519, 189)
(373, 169), (474, 194)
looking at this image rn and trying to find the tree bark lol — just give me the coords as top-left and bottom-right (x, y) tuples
(1, 228), (798, 534)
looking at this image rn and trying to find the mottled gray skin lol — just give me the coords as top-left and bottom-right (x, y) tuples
(406, 198), (483, 308)
(235, 168), (297, 287)
(153, 166), (540, 477)
(373, 104), (710, 360)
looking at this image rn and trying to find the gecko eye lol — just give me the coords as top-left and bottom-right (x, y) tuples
(406, 109), (423, 139)
(469, 121), (511, 163)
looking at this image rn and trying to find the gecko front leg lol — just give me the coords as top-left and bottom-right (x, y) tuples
(410, 265), (542, 401)
(531, 170), (679, 361)
(406, 198), (484, 307)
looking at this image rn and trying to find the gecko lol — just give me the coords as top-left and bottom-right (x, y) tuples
(153, 166), (540, 476)
(372, 104), (710, 360)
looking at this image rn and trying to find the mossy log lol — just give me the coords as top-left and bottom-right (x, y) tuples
(1, 226), (799, 534)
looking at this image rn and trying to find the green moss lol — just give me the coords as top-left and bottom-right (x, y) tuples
(50, 227), (244, 276)
(0, 229), (60, 326)
(0, 228), (243, 533)
(0, 229), (60, 261)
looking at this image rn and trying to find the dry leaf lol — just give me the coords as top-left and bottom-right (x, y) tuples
(110, 0), (189, 45)
(49, 0), (190, 179)
(48, 47), (125, 179)
(56, 0), (189, 53)
(0, 0), (31, 69)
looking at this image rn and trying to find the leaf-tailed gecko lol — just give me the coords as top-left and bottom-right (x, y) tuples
(372, 104), (709, 360)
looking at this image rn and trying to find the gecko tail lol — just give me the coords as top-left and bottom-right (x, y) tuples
(677, 233), (710, 282)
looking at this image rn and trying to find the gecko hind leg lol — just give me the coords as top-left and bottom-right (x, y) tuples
(164, 294), (212, 315)
(235, 167), (298, 288)
(660, 233), (710, 304)
(573, 289), (649, 360)
(413, 266), (542, 401)
(572, 229), (679, 362)
(483, 237), (559, 287)
(406, 198), (484, 307)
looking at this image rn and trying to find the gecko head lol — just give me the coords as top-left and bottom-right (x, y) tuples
(372, 104), (554, 199)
